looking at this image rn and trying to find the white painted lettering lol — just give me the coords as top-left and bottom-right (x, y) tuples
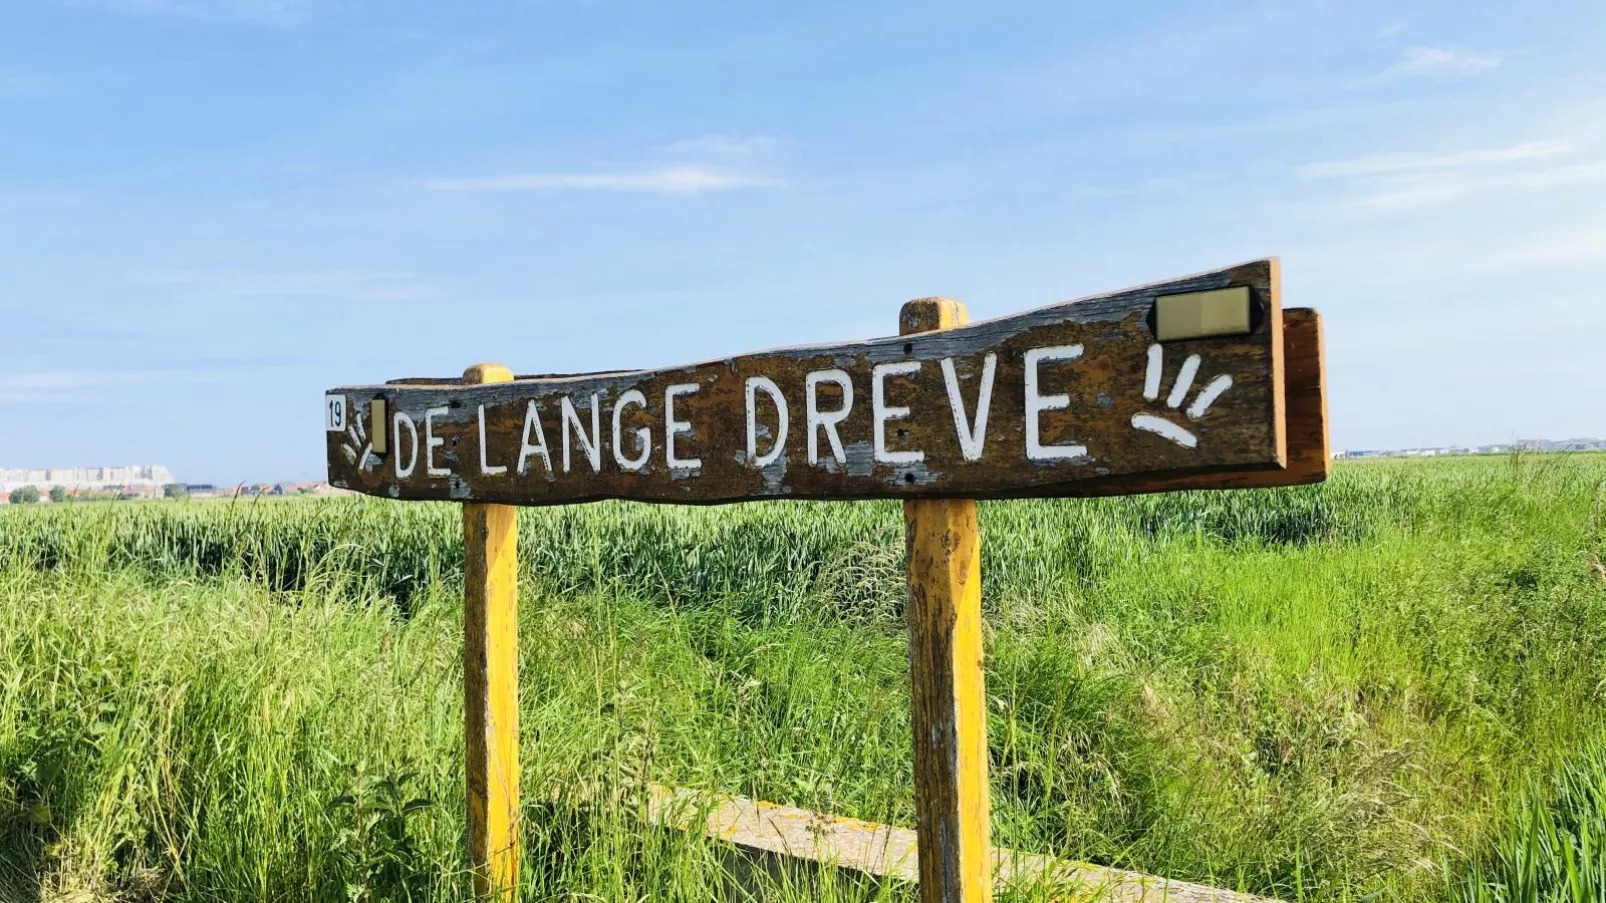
(664, 383), (701, 471)
(477, 404), (507, 476)
(872, 361), (923, 465)
(392, 411), (419, 479)
(611, 389), (651, 472)
(517, 401), (552, 475)
(744, 376), (789, 468)
(561, 395), (602, 473)
(805, 369), (852, 465)
(941, 354), (996, 462)
(424, 405), (451, 477)
(1024, 345), (1088, 461)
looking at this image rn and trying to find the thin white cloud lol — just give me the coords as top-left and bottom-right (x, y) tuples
(1505, 160), (1606, 189)
(424, 165), (784, 194)
(1, 371), (108, 392)
(1327, 293), (1605, 356)
(132, 270), (441, 303)
(1296, 139), (1606, 210)
(1349, 162), (1606, 210)
(65, 0), (308, 24)
(1297, 141), (1572, 179)
(1366, 45), (1502, 82)
(1286, 203), (1606, 289)
(1347, 176), (1475, 210)
(0, 369), (237, 403)
(1494, 224), (1606, 265)
(1070, 173), (1219, 199)
(663, 134), (781, 156)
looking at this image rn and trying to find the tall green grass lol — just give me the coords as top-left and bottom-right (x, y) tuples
(1452, 738), (1606, 903)
(1, 453), (1603, 901)
(2, 453), (1569, 616)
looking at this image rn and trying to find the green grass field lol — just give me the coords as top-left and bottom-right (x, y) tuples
(2, 453), (1604, 902)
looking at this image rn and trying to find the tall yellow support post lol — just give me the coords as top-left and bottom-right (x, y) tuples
(899, 299), (991, 903)
(461, 362), (520, 902)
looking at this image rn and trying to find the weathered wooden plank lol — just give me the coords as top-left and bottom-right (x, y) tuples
(460, 363), (521, 903)
(645, 784), (1280, 902)
(326, 259), (1296, 505)
(901, 297), (992, 903)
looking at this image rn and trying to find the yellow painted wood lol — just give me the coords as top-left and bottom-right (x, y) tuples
(900, 298), (992, 903)
(462, 362), (520, 902)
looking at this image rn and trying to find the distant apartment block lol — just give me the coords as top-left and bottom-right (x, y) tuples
(0, 465), (176, 494)
(1335, 439), (1605, 460)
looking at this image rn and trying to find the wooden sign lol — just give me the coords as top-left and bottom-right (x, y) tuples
(323, 257), (1329, 903)
(326, 260), (1323, 506)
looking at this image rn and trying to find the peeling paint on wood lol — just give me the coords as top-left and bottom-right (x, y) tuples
(326, 259), (1305, 505)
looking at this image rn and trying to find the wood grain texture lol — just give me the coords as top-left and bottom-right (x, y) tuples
(327, 260), (1297, 505)
(902, 298), (992, 903)
(1280, 308), (1328, 484)
(461, 362), (520, 903)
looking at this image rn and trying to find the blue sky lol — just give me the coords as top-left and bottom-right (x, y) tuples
(2, 0), (1602, 483)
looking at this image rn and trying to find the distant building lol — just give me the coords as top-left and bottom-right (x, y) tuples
(0, 465), (175, 495)
(1334, 439), (1605, 460)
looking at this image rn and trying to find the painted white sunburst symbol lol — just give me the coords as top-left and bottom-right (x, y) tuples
(341, 404), (382, 472)
(1131, 343), (1233, 449)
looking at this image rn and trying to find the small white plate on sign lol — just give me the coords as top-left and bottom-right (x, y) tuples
(325, 394), (348, 432)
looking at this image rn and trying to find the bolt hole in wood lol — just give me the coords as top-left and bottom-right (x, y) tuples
(323, 259), (1329, 903)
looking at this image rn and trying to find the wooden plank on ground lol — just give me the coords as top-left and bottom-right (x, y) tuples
(326, 259), (1301, 505)
(645, 785), (1280, 903)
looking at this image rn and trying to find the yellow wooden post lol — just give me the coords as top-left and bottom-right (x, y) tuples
(461, 362), (520, 902)
(900, 298), (991, 903)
